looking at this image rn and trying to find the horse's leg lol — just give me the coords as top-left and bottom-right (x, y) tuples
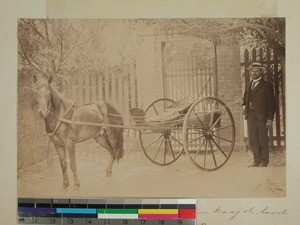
(107, 136), (119, 166)
(65, 140), (80, 188)
(106, 155), (114, 177)
(54, 144), (69, 189)
(94, 136), (115, 177)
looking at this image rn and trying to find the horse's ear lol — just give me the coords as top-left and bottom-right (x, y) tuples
(32, 74), (37, 83)
(48, 75), (53, 84)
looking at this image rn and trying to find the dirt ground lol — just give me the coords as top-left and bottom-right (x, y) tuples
(17, 140), (286, 198)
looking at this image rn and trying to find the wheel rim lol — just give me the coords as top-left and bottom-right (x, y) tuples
(183, 97), (235, 171)
(139, 98), (184, 165)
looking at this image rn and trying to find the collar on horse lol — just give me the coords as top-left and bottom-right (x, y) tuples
(43, 103), (76, 137)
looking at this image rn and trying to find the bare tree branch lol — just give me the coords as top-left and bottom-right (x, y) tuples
(18, 37), (42, 73)
(21, 19), (45, 41)
(60, 22), (87, 63)
(43, 20), (52, 46)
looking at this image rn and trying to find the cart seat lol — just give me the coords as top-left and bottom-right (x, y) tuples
(145, 97), (194, 128)
(129, 108), (147, 127)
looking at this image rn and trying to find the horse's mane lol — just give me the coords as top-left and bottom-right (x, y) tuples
(50, 85), (70, 102)
(49, 84), (73, 111)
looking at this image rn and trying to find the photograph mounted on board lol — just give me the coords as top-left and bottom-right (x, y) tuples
(17, 18), (286, 198)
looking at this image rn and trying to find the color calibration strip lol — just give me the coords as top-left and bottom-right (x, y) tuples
(18, 198), (196, 225)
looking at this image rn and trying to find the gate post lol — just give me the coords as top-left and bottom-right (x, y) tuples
(213, 40), (219, 98)
(216, 36), (244, 150)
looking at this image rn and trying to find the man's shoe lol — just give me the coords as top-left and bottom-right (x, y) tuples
(260, 162), (268, 167)
(249, 162), (260, 167)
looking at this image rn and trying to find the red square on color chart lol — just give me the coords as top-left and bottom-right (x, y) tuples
(179, 209), (196, 219)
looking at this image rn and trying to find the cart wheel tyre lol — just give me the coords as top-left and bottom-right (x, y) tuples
(139, 98), (184, 166)
(183, 97), (235, 171)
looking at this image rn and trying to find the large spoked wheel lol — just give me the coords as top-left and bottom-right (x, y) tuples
(139, 98), (185, 165)
(183, 97), (235, 171)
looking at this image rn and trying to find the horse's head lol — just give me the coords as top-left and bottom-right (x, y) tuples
(32, 74), (53, 118)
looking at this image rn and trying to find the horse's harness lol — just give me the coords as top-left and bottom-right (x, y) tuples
(43, 103), (77, 137)
(43, 102), (107, 137)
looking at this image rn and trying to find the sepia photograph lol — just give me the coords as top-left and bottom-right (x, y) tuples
(17, 18), (286, 198)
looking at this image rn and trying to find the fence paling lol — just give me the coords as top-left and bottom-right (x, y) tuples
(91, 70), (97, 102)
(130, 63), (136, 108)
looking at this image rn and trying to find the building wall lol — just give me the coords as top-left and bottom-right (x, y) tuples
(216, 44), (245, 149)
(138, 36), (165, 109)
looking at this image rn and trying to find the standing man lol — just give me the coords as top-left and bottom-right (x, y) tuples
(242, 62), (276, 167)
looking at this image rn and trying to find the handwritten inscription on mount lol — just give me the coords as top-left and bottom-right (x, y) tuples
(198, 206), (287, 220)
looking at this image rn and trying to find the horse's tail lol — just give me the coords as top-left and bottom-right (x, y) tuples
(104, 102), (124, 161)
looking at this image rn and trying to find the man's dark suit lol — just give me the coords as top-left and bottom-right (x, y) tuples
(243, 79), (276, 165)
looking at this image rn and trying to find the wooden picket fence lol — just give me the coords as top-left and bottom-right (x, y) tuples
(241, 47), (285, 148)
(68, 64), (140, 137)
(163, 50), (216, 102)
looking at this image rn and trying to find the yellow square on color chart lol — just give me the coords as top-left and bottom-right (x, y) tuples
(138, 209), (179, 214)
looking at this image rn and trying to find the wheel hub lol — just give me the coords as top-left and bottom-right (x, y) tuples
(204, 130), (213, 138)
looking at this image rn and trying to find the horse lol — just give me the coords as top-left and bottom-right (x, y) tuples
(31, 74), (124, 189)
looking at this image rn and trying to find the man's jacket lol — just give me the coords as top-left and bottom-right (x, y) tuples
(242, 79), (276, 122)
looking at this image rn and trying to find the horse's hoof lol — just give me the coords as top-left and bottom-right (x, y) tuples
(74, 183), (80, 189)
(62, 185), (69, 190)
(106, 171), (112, 177)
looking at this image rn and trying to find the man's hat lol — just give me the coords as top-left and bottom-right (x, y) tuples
(247, 62), (266, 71)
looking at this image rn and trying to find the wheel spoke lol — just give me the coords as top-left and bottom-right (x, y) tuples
(192, 109), (206, 128)
(169, 134), (183, 147)
(152, 105), (159, 115)
(193, 137), (206, 161)
(144, 133), (164, 149)
(210, 109), (227, 130)
(188, 135), (206, 144)
(153, 137), (164, 161)
(211, 134), (233, 143)
(212, 124), (233, 133)
(164, 140), (167, 164)
(210, 136), (228, 158)
(167, 138), (176, 160)
(208, 138), (218, 168)
(204, 139), (208, 169)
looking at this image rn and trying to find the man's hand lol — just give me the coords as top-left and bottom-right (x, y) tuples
(235, 98), (243, 105)
(266, 120), (273, 128)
